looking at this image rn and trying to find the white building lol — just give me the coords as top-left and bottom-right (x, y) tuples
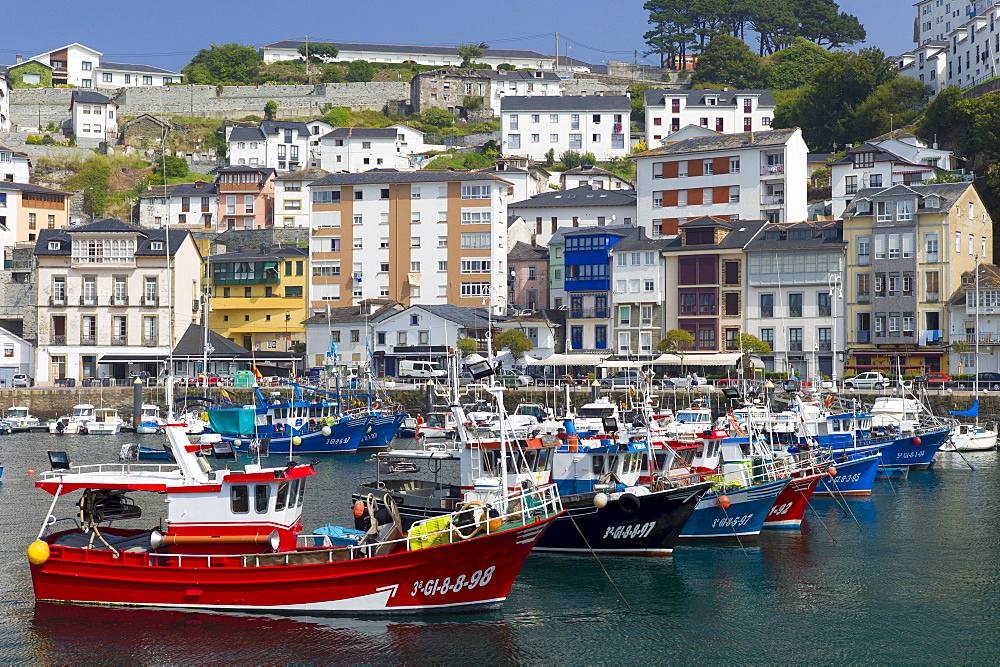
(478, 160), (550, 202)
(913, 0), (992, 46)
(33, 219), (202, 384)
(226, 121), (312, 173)
(0, 66), (9, 132)
(305, 120), (333, 167)
(643, 89), (776, 147)
(302, 301), (402, 369)
(633, 127), (809, 238)
(484, 70), (562, 115)
(261, 40), (557, 70)
(138, 180), (218, 229)
(307, 171), (511, 312)
(318, 125), (425, 173)
(27, 43), (181, 88)
(495, 312), (563, 361)
(0, 326), (34, 384)
(69, 90), (118, 147)
(273, 167), (329, 228)
(945, 6), (1000, 89)
(607, 230), (668, 356)
(895, 41), (949, 96)
(500, 96), (631, 162)
(828, 134), (956, 218)
(559, 165), (633, 191)
(508, 185), (637, 246)
(744, 220), (847, 380)
(946, 263), (1000, 373)
(0, 143), (31, 183)
(95, 62), (182, 88)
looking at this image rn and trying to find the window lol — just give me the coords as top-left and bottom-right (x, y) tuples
(410, 237), (421, 248)
(788, 293), (803, 317)
(788, 328), (803, 351)
(460, 232), (491, 249)
(925, 270), (940, 300)
(897, 199), (913, 221)
(231, 485), (249, 514)
(438, 236), (448, 247)
(857, 272), (871, 301)
(619, 306), (631, 326)
(570, 114), (580, 130)
(531, 134), (540, 143)
(461, 259), (491, 273)
(857, 236), (871, 265)
(142, 75), (152, 85)
(380, 238), (390, 249)
(550, 133), (559, 143)
(818, 291), (832, 317)
(845, 175), (858, 195)
(969, 234), (975, 256)
(876, 201), (891, 222)
(869, 174), (883, 188)
(853, 152), (876, 168)
(102, 72), (113, 82)
(874, 235), (886, 260)
(956, 231), (961, 253)
(888, 234), (900, 260)
(760, 293), (774, 318)
(569, 134), (582, 149)
(461, 210), (490, 224)
(353, 238), (363, 249)
(460, 282), (491, 297)
(461, 184), (490, 199)
(142, 316), (158, 343)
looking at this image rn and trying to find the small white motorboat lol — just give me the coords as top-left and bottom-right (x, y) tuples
(942, 423), (998, 451)
(88, 408), (125, 435)
(135, 404), (165, 435)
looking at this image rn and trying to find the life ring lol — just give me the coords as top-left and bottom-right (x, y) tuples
(452, 501), (486, 539)
(372, 401), (380, 410)
(618, 492), (641, 514)
(824, 394), (835, 408)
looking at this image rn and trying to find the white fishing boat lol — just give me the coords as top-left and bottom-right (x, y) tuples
(48, 404), (96, 434)
(89, 408), (125, 435)
(6, 406), (41, 431)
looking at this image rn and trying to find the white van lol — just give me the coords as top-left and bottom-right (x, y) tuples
(398, 360), (447, 380)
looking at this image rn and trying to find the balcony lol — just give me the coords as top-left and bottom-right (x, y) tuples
(818, 306), (832, 317)
(761, 194), (785, 207)
(111, 296), (129, 306)
(80, 296), (97, 306)
(81, 336), (96, 345)
(52, 335), (66, 345)
(568, 308), (610, 319)
(789, 341), (803, 351)
(142, 296), (159, 307)
(49, 297), (66, 306)
(142, 338), (158, 347)
(761, 165), (785, 176)
(112, 337), (126, 345)
(760, 308), (773, 318)
(926, 292), (939, 302)
(962, 332), (1000, 344)
(818, 341), (832, 351)
(4, 259), (33, 271)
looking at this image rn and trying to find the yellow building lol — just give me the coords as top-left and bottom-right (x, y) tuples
(206, 244), (309, 354)
(0, 182), (71, 243)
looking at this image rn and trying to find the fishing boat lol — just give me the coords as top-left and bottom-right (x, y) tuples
(135, 405), (165, 435)
(48, 404), (96, 434)
(88, 408), (125, 435)
(762, 471), (828, 529)
(571, 398), (623, 436)
(418, 411), (458, 439)
(6, 406), (41, 432)
(26, 412), (562, 615)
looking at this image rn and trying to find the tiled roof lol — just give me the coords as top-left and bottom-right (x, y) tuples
(173, 325), (252, 358)
(744, 220), (845, 251)
(842, 182), (973, 217)
(509, 185), (636, 209)
(501, 95), (629, 112)
(141, 181), (217, 198)
(0, 181), (68, 195)
(643, 88), (776, 107)
(301, 301), (402, 324)
(402, 304), (500, 328)
(33, 220), (191, 257)
(71, 90), (115, 105)
(208, 244), (308, 262)
(548, 224), (637, 245)
(228, 126), (266, 142)
(216, 166), (276, 177)
(636, 128), (799, 158)
(661, 219), (768, 252)
(507, 241), (548, 261)
(99, 61), (182, 75)
(263, 41), (551, 60)
(261, 120), (311, 137)
(321, 127), (398, 139)
(609, 227), (671, 252)
(309, 170), (505, 186)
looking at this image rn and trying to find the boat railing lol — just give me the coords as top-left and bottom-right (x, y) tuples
(39, 463), (181, 480)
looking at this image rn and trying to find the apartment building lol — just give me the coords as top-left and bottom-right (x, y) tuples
(69, 90), (119, 147)
(913, 0), (991, 46)
(945, 263), (1000, 373)
(896, 41), (949, 97)
(608, 229), (668, 356)
(318, 125), (425, 173)
(0, 181), (70, 244)
(139, 181), (218, 230)
(307, 171), (510, 312)
(25, 43), (181, 88)
(411, 68), (561, 116)
(842, 182), (992, 375)
(214, 166), (276, 231)
(500, 96), (631, 162)
(830, 134), (955, 218)
(507, 241), (549, 311)
(634, 128), (808, 237)
(509, 185), (637, 246)
(273, 167), (329, 228)
(643, 89), (776, 147)
(0, 143), (32, 183)
(227, 121), (312, 173)
(559, 165), (633, 191)
(206, 244), (309, 353)
(33, 219), (202, 383)
(744, 220), (847, 380)
(477, 160), (550, 202)
(302, 300), (402, 369)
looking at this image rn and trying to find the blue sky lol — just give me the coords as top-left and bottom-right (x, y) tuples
(3, 0), (914, 73)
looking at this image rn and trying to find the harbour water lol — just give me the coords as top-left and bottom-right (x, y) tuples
(1, 431), (998, 662)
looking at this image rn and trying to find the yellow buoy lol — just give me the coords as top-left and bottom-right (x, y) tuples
(292, 436), (302, 446)
(201, 411), (209, 422)
(321, 425), (332, 437)
(27, 540), (50, 565)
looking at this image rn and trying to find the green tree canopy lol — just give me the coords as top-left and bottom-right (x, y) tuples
(347, 60), (374, 82)
(494, 329), (535, 360)
(456, 337), (479, 356)
(849, 77), (930, 141)
(421, 108), (455, 128)
(764, 37), (832, 89)
(298, 43), (339, 61)
(691, 34), (764, 88)
(152, 154), (189, 180)
(560, 150), (583, 169)
(738, 333), (772, 355)
(457, 43), (489, 67)
(657, 329), (695, 352)
(263, 100), (278, 121)
(182, 44), (261, 85)
(321, 105), (351, 127)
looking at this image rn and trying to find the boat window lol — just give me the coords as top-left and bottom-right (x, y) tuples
(275, 481), (289, 511)
(254, 484), (270, 512)
(287, 478), (300, 508)
(231, 485), (249, 513)
(535, 448), (551, 471)
(609, 455), (621, 474)
(591, 455), (605, 474)
(521, 449), (538, 471)
(579, 407), (615, 418)
(297, 479), (306, 507)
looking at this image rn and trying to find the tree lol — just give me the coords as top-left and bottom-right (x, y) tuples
(494, 329), (535, 360)
(560, 150), (583, 169)
(580, 152), (597, 166)
(347, 60), (374, 82)
(849, 77), (930, 141)
(298, 43), (339, 61)
(321, 64), (343, 83)
(457, 42), (489, 67)
(764, 37), (832, 89)
(151, 154), (189, 181)
(691, 34), (763, 88)
(320, 105), (351, 127)
(421, 108), (455, 128)
(918, 86), (965, 150)
(456, 337), (479, 356)
(67, 156), (112, 218)
(658, 329), (695, 375)
(182, 44), (261, 85)
(632, 140), (648, 154)
(263, 100), (278, 121)
(738, 333), (772, 355)
(544, 148), (555, 167)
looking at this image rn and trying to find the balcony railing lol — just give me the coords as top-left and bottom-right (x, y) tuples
(789, 341), (803, 351)
(818, 306), (832, 317)
(568, 308), (609, 319)
(818, 341), (832, 351)
(760, 308), (773, 318)
(761, 165), (784, 176)
(926, 292), (939, 302)
(81, 336), (96, 345)
(143, 338), (158, 346)
(49, 297), (66, 306)
(142, 296), (159, 307)
(112, 296), (129, 306)
(52, 335), (66, 345)
(962, 333), (1000, 344)
(4, 259), (33, 270)
(112, 337), (127, 345)
(80, 296), (97, 306)
(761, 194), (785, 206)
(789, 307), (802, 317)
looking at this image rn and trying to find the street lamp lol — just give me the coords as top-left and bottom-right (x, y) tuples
(828, 271), (844, 387)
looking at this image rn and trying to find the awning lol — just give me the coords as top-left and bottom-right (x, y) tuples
(850, 350), (945, 357)
(526, 353), (608, 366)
(655, 352), (743, 366)
(99, 354), (167, 363)
(652, 353), (682, 364)
(599, 360), (646, 369)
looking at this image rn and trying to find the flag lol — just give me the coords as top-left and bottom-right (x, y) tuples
(220, 389), (234, 405)
(252, 365), (262, 380)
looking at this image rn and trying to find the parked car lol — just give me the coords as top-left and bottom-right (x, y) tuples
(178, 376), (225, 387)
(843, 372), (889, 390)
(956, 372), (1000, 390)
(11, 373), (32, 388)
(600, 370), (648, 388)
(497, 372), (534, 387)
(913, 372), (953, 386)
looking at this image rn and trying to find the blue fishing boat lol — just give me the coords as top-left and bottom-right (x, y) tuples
(358, 413), (406, 451)
(803, 411), (948, 469)
(814, 449), (882, 496)
(679, 477), (789, 540)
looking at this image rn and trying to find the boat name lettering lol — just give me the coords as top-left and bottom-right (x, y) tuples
(832, 473), (862, 484)
(897, 450), (927, 459)
(602, 521), (656, 540)
(411, 566), (495, 597)
(768, 502), (794, 517)
(711, 514), (753, 528)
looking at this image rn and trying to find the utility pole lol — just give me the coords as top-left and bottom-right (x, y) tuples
(634, 50), (638, 82)
(305, 36), (311, 85)
(554, 32), (559, 72)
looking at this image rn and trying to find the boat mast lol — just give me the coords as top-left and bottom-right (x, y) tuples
(975, 257), (980, 426)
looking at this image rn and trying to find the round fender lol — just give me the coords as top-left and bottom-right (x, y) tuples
(618, 492), (641, 514)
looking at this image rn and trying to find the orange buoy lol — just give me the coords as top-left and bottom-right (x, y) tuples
(352, 500), (365, 518)
(828, 466), (838, 476)
(27, 470), (35, 476)
(913, 436), (922, 445)
(716, 494), (731, 510)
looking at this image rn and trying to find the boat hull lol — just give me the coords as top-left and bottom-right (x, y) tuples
(358, 414), (405, 451)
(870, 429), (949, 467)
(762, 473), (825, 529)
(31, 517), (554, 615)
(532, 483), (713, 556)
(942, 430), (997, 452)
(219, 417), (372, 454)
(679, 478), (789, 540)
(136, 423), (163, 435)
(814, 453), (881, 496)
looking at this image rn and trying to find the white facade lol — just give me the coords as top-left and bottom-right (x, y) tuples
(305, 120), (333, 167)
(138, 181), (217, 229)
(947, 268), (1000, 373)
(487, 71), (561, 115)
(608, 243), (666, 356)
(70, 92), (118, 146)
(495, 317), (560, 359)
(319, 125), (425, 173)
(895, 42), (949, 96)
(945, 6), (1000, 89)
(226, 121), (312, 173)
(30, 43), (103, 88)
(509, 186), (637, 246)
(95, 63), (182, 88)
(274, 168), (328, 228)
(261, 41), (556, 70)
(0, 326), (34, 383)
(0, 67), (9, 132)
(644, 90), (776, 147)
(0, 144), (31, 183)
(634, 128), (809, 238)
(560, 168), (633, 191)
(829, 137), (956, 218)
(500, 96), (631, 162)
(914, 0), (992, 45)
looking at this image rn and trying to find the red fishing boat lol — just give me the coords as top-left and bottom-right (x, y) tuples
(761, 471), (826, 529)
(27, 419), (561, 615)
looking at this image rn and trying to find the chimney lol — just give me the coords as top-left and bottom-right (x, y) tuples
(15, 54), (23, 64)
